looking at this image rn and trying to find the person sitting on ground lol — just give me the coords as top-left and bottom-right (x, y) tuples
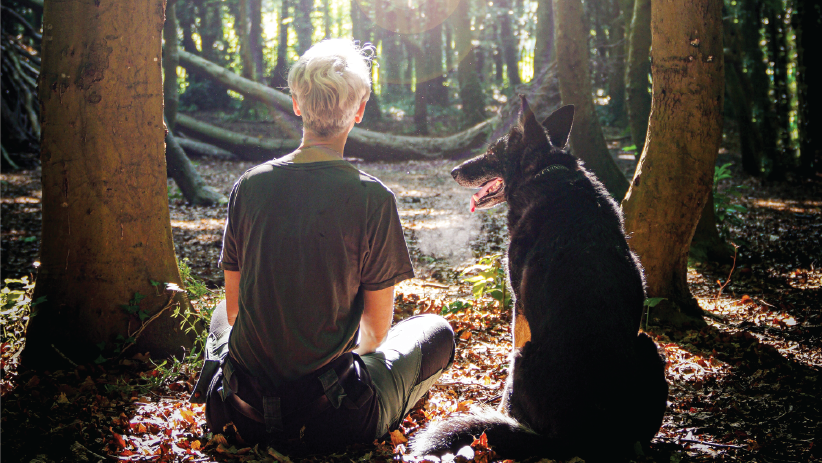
(195, 39), (455, 451)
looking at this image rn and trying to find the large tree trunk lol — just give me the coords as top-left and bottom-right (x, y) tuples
(690, 191), (734, 265)
(622, 0), (723, 328)
(163, 0), (180, 129)
(165, 127), (227, 206)
(624, 0), (651, 150)
(24, 0), (194, 369)
(553, 0), (629, 199)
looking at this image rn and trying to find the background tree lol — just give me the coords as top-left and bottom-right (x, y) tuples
(553, 0), (629, 199)
(23, 0), (194, 368)
(794, 0), (821, 175)
(452, 0), (486, 126)
(624, 0), (651, 150)
(622, 0), (724, 327)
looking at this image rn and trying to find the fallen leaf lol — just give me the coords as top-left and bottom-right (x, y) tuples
(389, 429), (407, 446)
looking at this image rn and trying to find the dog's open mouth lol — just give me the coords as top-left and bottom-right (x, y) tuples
(470, 177), (504, 212)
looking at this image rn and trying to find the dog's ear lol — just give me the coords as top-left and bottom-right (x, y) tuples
(542, 105), (575, 148)
(519, 95), (548, 148)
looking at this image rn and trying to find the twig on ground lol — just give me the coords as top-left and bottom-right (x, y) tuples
(679, 438), (745, 450)
(714, 243), (740, 305)
(51, 344), (78, 368)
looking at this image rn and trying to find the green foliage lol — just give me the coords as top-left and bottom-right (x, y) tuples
(1, 277), (45, 354)
(642, 297), (667, 331)
(172, 258), (216, 368)
(441, 299), (473, 315)
(713, 163), (749, 235)
(461, 254), (512, 310)
(177, 258), (210, 300)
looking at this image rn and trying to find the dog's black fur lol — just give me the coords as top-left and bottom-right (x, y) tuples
(410, 98), (668, 460)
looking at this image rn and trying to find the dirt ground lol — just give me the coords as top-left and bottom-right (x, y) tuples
(2, 146), (821, 462)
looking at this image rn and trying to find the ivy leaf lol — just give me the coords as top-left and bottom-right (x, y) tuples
(644, 297), (667, 308)
(96, 341), (106, 351)
(94, 355), (107, 364)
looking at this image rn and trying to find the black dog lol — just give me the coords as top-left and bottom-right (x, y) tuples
(410, 98), (668, 460)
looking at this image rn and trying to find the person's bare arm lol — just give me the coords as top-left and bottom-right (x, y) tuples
(354, 286), (395, 355)
(224, 270), (240, 326)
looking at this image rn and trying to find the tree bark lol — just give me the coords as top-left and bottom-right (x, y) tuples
(534, 0), (554, 71)
(625, 0), (651, 149)
(553, 0), (629, 199)
(690, 191), (734, 265)
(295, 0), (314, 55)
(794, 0), (821, 175)
(250, 0), (264, 81)
(165, 126), (227, 206)
(270, 0), (291, 88)
(725, 18), (763, 176)
(765, 5), (793, 180)
(607, 0), (632, 126)
(498, 0), (521, 87)
(622, 0), (723, 328)
(452, 0), (486, 126)
(163, 0), (180, 129)
(24, 0), (194, 368)
(236, 0), (257, 81)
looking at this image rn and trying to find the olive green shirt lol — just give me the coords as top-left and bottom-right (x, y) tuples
(219, 158), (414, 388)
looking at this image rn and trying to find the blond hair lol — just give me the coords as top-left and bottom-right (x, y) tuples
(287, 39), (374, 138)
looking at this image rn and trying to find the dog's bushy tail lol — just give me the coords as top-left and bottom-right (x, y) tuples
(409, 407), (565, 460)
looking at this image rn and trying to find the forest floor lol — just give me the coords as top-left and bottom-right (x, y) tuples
(2, 131), (821, 462)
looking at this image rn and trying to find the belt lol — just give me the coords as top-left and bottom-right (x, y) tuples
(220, 355), (370, 433)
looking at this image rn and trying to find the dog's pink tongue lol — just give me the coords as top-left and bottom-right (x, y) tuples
(469, 178), (502, 212)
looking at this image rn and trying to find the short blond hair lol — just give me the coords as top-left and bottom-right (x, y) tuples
(287, 39), (374, 138)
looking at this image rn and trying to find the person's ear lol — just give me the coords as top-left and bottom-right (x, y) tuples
(354, 101), (367, 123)
(292, 96), (301, 117)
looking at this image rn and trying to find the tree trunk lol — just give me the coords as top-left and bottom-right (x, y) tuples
(690, 191), (734, 265)
(625, 0), (651, 149)
(271, 0), (291, 88)
(323, 0), (331, 38)
(165, 126), (227, 206)
(534, 0), (554, 71)
(766, 5), (792, 180)
(295, 0), (314, 55)
(24, 0), (194, 369)
(177, 1), (199, 54)
(553, 0), (629, 199)
(250, 0), (264, 81)
(236, 0), (257, 81)
(163, 0), (180, 129)
(794, 0), (820, 175)
(453, 0), (486, 126)
(199, 0), (226, 65)
(622, 0), (723, 328)
(498, 0), (521, 87)
(725, 18), (763, 176)
(607, 0), (631, 126)
(739, 0), (777, 162)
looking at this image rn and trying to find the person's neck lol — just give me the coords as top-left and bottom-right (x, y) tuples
(289, 130), (348, 163)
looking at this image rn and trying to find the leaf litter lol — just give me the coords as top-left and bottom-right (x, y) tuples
(1, 155), (821, 462)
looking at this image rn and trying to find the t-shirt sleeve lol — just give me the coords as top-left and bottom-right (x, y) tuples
(360, 195), (415, 291)
(219, 180), (242, 272)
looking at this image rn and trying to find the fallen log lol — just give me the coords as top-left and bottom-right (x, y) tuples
(175, 137), (236, 160)
(178, 50), (500, 161)
(165, 126), (227, 206)
(175, 113), (299, 161)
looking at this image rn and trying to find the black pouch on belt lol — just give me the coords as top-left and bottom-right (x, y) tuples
(212, 352), (380, 449)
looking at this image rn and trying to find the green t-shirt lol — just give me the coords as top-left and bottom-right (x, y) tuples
(219, 158), (414, 388)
